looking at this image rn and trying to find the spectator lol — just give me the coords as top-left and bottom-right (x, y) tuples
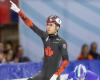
(0, 42), (4, 52)
(5, 41), (14, 53)
(14, 45), (30, 63)
(6, 50), (14, 63)
(89, 42), (100, 59)
(0, 42), (6, 63)
(77, 44), (93, 60)
(0, 53), (6, 63)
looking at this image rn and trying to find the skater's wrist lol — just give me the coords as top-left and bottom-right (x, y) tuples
(10, 0), (20, 13)
(50, 74), (58, 80)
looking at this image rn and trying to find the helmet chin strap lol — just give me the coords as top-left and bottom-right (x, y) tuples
(55, 26), (60, 35)
(48, 32), (58, 36)
(54, 31), (58, 35)
(48, 29), (59, 36)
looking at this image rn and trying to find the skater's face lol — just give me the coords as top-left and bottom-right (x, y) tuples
(46, 23), (59, 35)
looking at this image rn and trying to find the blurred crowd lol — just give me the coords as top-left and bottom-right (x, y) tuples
(77, 42), (100, 60)
(0, 41), (30, 63)
(0, 41), (100, 64)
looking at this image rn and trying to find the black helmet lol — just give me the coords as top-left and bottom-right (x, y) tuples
(47, 15), (62, 27)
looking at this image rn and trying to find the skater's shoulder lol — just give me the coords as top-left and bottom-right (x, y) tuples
(58, 37), (67, 44)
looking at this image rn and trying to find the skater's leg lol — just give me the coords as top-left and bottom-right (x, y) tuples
(27, 72), (44, 80)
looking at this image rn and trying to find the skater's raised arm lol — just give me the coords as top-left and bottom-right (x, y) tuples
(10, 0), (46, 38)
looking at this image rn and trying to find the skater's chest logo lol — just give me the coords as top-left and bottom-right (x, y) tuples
(44, 46), (54, 57)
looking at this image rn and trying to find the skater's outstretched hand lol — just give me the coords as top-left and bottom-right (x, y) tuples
(50, 74), (58, 80)
(10, 0), (20, 13)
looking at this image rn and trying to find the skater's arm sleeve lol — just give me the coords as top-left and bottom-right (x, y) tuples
(55, 41), (69, 76)
(18, 10), (46, 38)
(55, 60), (69, 76)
